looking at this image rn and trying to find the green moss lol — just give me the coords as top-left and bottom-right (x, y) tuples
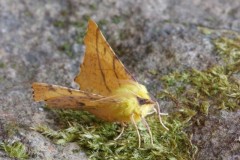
(58, 43), (73, 58)
(197, 26), (215, 35)
(0, 141), (29, 159)
(33, 110), (196, 160)
(160, 63), (240, 113)
(3, 122), (20, 138)
(161, 30), (240, 113)
(148, 69), (158, 75)
(89, 4), (97, 10)
(112, 15), (122, 24)
(53, 20), (67, 28)
(0, 122), (30, 159)
(60, 10), (68, 17)
(82, 15), (91, 22)
(213, 36), (240, 63)
(0, 62), (5, 68)
(98, 19), (108, 28)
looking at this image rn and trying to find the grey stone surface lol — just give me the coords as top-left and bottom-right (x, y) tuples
(0, 0), (239, 159)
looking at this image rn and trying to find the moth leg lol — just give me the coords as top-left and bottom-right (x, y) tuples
(156, 102), (169, 131)
(141, 117), (153, 145)
(131, 114), (141, 148)
(114, 122), (125, 140)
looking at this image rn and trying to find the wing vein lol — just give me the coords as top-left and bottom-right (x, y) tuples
(96, 28), (111, 93)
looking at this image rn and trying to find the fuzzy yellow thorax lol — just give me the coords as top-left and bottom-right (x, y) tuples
(111, 81), (155, 122)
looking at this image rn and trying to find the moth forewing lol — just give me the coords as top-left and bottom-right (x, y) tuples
(74, 19), (135, 96)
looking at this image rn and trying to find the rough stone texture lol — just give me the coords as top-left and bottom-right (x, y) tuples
(192, 110), (240, 160)
(0, 0), (239, 159)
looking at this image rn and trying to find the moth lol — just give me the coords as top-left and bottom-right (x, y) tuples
(32, 19), (168, 147)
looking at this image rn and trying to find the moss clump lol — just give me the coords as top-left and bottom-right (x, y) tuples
(213, 36), (240, 63)
(0, 62), (5, 68)
(159, 28), (240, 117)
(161, 63), (240, 113)
(33, 110), (196, 160)
(0, 141), (29, 160)
(0, 122), (30, 159)
(58, 42), (74, 58)
(161, 31), (240, 113)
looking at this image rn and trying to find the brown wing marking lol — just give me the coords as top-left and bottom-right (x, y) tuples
(96, 27), (111, 93)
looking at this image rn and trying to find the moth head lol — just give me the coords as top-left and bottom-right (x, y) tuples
(136, 96), (156, 118)
(113, 81), (156, 119)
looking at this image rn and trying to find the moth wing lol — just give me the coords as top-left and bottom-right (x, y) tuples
(32, 82), (109, 109)
(74, 19), (136, 96)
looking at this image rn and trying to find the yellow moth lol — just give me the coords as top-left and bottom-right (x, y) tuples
(32, 19), (168, 147)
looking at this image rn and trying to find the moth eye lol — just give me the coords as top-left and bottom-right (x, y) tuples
(137, 97), (154, 106)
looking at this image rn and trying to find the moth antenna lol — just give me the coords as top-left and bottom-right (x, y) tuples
(114, 122), (125, 140)
(153, 107), (168, 115)
(156, 102), (169, 131)
(91, 95), (116, 101)
(127, 89), (139, 97)
(130, 81), (142, 90)
(91, 95), (122, 103)
(131, 114), (141, 148)
(141, 117), (153, 145)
